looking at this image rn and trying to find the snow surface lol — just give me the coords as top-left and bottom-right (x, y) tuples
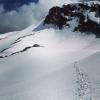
(0, 1), (100, 100)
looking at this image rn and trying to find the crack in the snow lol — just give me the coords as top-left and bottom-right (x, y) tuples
(11, 40), (21, 45)
(0, 33), (36, 53)
(0, 47), (12, 53)
(10, 33), (35, 46)
(0, 44), (44, 58)
(16, 33), (35, 41)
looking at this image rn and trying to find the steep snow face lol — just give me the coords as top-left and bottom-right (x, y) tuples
(0, 1), (100, 100)
(0, 22), (99, 100)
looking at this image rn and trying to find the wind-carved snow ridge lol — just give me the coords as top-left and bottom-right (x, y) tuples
(0, 44), (43, 58)
(0, 32), (44, 58)
(74, 62), (92, 100)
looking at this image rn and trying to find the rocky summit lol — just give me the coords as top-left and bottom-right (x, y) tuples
(44, 1), (100, 37)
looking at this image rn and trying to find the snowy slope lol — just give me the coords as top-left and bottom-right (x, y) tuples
(0, 1), (100, 100)
(76, 51), (100, 100)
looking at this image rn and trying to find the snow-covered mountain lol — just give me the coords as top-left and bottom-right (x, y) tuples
(0, 1), (100, 100)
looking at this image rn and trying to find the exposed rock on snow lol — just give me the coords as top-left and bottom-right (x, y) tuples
(44, 1), (100, 37)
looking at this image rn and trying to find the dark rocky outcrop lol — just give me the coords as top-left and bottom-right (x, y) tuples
(74, 18), (100, 37)
(44, 6), (68, 29)
(43, 1), (100, 37)
(33, 44), (41, 47)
